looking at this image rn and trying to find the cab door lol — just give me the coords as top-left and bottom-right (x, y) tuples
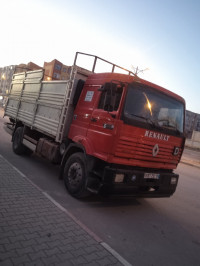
(87, 82), (124, 161)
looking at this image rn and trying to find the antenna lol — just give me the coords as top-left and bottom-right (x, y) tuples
(131, 65), (149, 76)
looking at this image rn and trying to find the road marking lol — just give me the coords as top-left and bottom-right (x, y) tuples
(0, 153), (132, 266)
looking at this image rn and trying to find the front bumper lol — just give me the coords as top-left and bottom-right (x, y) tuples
(100, 166), (179, 197)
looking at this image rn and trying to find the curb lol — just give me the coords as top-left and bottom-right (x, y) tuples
(180, 159), (200, 169)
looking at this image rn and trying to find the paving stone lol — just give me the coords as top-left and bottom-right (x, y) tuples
(70, 255), (88, 265)
(32, 243), (49, 252)
(71, 247), (86, 257)
(0, 250), (18, 261)
(11, 254), (30, 265)
(0, 258), (14, 266)
(84, 245), (99, 254)
(0, 237), (11, 245)
(97, 257), (115, 266)
(0, 245), (5, 253)
(24, 259), (45, 266)
(41, 254), (61, 265)
(28, 250), (47, 261)
(83, 252), (101, 262)
(20, 238), (38, 248)
(0, 155), (123, 266)
(16, 246), (34, 256)
(71, 241), (87, 250)
(56, 251), (74, 261)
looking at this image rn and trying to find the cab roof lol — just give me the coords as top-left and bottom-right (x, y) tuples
(85, 72), (185, 105)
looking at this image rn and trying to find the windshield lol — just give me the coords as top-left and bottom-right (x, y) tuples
(123, 83), (184, 134)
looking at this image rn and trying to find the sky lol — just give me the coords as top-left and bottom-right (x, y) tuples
(0, 0), (200, 113)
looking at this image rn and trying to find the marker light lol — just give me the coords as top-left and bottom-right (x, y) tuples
(131, 175), (137, 181)
(171, 177), (177, 185)
(59, 143), (66, 155)
(115, 174), (124, 183)
(173, 147), (179, 156)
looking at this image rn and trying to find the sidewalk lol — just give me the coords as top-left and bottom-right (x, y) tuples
(0, 154), (127, 266)
(180, 148), (200, 169)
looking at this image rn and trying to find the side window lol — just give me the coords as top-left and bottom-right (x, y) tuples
(98, 90), (107, 109)
(114, 86), (123, 111)
(98, 83), (123, 111)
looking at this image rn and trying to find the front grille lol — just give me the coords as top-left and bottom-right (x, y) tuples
(114, 136), (181, 164)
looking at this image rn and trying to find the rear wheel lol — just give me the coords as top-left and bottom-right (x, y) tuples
(12, 127), (32, 155)
(63, 153), (90, 198)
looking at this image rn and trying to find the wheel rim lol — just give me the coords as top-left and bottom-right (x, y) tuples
(67, 162), (83, 190)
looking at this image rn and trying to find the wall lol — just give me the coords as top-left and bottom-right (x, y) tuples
(185, 110), (200, 138)
(185, 131), (200, 149)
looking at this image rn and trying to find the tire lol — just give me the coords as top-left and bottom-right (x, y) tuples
(12, 127), (27, 155)
(63, 153), (90, 198)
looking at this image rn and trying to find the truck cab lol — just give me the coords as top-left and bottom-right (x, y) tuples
(65, 70), (185, 197)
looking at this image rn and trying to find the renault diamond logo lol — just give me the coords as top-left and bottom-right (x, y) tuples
(152, 144), (159, 157)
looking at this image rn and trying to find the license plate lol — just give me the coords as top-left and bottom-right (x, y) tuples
(144, 173), (160, 179)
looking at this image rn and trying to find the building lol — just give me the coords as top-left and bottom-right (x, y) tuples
(185, 110), (200, 138)
(15, 62), (42, 74)
(0, 66), (15, 96)
(1, 57), (92, 97)
(43, 59), (92, 81)
(0, 62), (42, 96)
(43, 59), (70, 81)
(60, 64), (71, 80)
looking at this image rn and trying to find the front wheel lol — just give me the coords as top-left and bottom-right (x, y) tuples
(63, 153), (90, 198)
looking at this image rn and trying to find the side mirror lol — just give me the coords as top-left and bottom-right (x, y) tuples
(98, 87), (105, 92)
(98, 83), (111, 92)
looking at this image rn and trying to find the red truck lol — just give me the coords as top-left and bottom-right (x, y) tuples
(4, 52), (185, 198)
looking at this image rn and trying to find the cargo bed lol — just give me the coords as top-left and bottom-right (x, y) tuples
(4, 68), (86, 142)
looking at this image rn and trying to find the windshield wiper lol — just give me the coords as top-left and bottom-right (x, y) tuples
(129, 114), (157, 128)
(163, 125), (181, 135)
(156, 119), (181, 135)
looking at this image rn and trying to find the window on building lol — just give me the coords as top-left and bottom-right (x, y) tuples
(55, 64), (61, 71)
(53, 73), (60, 79)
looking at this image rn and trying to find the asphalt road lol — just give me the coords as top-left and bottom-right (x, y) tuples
(0, 109), (200, 266)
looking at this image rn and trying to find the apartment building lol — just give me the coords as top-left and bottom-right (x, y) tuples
(43, 59), (70, 81)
